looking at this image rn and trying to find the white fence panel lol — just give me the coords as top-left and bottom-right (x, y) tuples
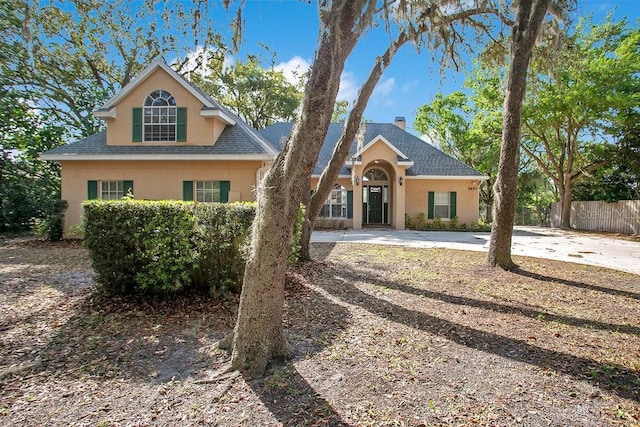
(550, 200), (640, 234)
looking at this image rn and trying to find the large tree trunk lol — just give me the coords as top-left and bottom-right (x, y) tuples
(560, 180), (573, 229)
(300, 32), (410, 260)
(488, 0), (549, 269)
(230, 0), (366, 377)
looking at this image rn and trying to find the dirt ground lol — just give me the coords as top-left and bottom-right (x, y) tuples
(0, 237), (638, 426)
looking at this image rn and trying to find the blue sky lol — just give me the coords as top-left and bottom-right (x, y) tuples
(211, 0), (639, 134)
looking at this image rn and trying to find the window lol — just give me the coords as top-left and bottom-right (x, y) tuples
(196, 181), (221, 203)
(183, 180), (230, 203)
(144, 90), (176, 142)
(428, 191), (457, 220)
(87, 180), (133, 200)
(433, 192), (450, 219)
(320, 186), (348, 218)
(363, 168), (388, 182)
(101, 181), (124, 200)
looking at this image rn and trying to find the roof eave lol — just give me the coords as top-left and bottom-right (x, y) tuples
(200, 109), (236, 125)
(94, 107), (116, 119)
(404, 175), (489, 180)
(40, 153), (276, 161)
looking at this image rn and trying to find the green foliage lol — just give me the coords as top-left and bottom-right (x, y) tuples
(448, 216), (459, 229)
(404, 213), (413, 229)
(191, 203), (255, 296)
(573, 111), (640, 202)
(40, 199), (68, 241)
(432, 217), (443, 229)
(188, 53), (302, 130)
(521, 18), (640, 200)
(83, 200), (198, 295)
(83, 201), (304, 296)
(0, 90), (65, 232)
(416, 212), (427, 230)
(4, 0), (223, 138)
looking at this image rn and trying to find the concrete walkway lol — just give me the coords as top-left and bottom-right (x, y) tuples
(311, 226), (640, 275)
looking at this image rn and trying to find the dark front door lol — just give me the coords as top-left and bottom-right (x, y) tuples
(368, 186), (383, 224)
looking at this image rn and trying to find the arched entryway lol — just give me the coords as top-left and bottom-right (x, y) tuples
(362, 167), (391, 225)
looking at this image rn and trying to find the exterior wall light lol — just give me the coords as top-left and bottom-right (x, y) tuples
(399, 176), (404, 186)
(354, 176), (360, 185)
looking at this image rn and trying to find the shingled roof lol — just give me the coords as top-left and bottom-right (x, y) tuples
(41, 122), (277, 160)
(260, 122), (486, 178)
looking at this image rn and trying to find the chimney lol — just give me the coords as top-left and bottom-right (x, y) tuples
(394, 116), (406, 130)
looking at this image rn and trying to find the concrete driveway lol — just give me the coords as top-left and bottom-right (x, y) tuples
(311, 226), (640, 275)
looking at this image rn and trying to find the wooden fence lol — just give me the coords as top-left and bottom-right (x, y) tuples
(550, 200), (640, 234)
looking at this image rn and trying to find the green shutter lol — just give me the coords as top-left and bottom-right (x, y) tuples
(123, 180), (133, 197)
(183, 181), (194, 201)
(427, 191), (435, 220)
(450, 191), (457, 219)
(88, 180), (98, 200)
(132, 108), (142, 142)
(219, 180), (230, 203)
(176, 107), (187, 142)
(347, 190), (353, 219)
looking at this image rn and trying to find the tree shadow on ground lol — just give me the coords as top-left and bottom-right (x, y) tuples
(247, 363), (350, 426)
(241, 265), (352, 426)
(315, 262), (640, 404)
(513, 267), (640, 300)
(361, 273), (640, 336)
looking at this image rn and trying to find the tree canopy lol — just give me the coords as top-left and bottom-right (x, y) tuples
(188, 53), (302, 130)
(520, 17), (640, 228)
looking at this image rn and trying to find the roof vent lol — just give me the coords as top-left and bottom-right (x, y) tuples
(394, 116), (406, 130)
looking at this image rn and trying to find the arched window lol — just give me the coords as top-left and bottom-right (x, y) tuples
(364, 168), (388, 181)
(144, 90), (177, 141)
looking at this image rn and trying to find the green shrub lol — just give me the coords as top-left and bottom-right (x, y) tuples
(83, 200), (304, 297)
(416, 212), (427, 230)
(405, 213), (413, 229)
(449, 216), (459, 230)
(83, 200), (197, 295)
(433, 217), (443, 229)
(46, 199), (68, 241)
(191, 202), (255, 296)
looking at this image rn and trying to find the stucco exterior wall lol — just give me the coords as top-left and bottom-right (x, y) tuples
(60, 160), (264, 233)
(404, 178), (480, 225)
(104, 67), (227, 146)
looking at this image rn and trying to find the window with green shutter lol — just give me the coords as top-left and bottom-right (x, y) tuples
(428, 191), (454, 219)
(186, 180), (231, 203)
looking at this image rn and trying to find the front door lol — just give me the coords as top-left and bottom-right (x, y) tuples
(368, 186), (383, 224)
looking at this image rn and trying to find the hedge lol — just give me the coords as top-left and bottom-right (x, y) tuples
(83, 200), (303, 296)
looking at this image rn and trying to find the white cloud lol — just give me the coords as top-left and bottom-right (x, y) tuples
(373, 77), (396, 98)
(401, 80), (420, 93)
(337, 71), (359, 103)
(274, 56), (311, 88)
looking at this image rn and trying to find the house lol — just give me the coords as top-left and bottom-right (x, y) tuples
(41, 59), (487, 235)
